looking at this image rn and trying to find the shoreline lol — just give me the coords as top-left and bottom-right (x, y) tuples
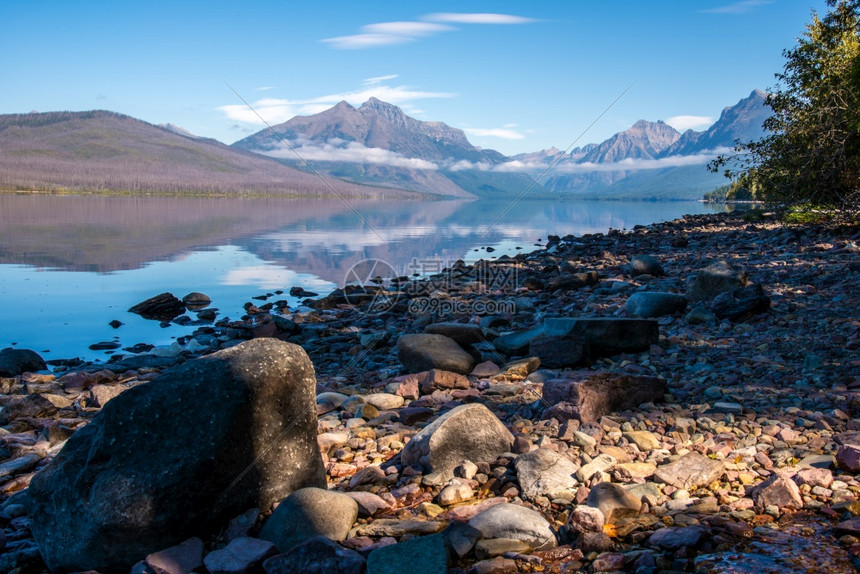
(2, 209), (859, 572)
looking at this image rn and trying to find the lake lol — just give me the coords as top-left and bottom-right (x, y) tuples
(0, 194), (729, 363)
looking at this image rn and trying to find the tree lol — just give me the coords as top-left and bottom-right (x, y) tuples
(710, 0), (860, 213)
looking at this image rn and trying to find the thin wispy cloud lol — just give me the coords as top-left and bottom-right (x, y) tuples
(322, 12), (535, 50)
(255, 86), (274, 91)
(665, 115), (715, 131)
(364, 22), (452, 36)
(464, 127), (526, 140)
(218, 81), (455, 125)
(363, 74), (399, 85)
(700, 0), (773, 14)
(424, 13), (535, 24)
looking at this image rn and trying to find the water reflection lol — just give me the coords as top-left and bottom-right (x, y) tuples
(0, 194), (727, 361)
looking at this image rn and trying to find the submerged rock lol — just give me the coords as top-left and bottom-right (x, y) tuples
(27, 339), (326, 572)
(128, 292), (186, 321)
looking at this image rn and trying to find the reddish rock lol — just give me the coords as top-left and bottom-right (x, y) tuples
(145, 538), (204, 574)
(794, 467), (833, 488)
(752, 473), (803, 511)
(471, 361), (501, 378)
(541, 371), (666, 423)
(57, 369), (114, 390)
(592, 552), (625, 572)
(421, 369), (470, 393)
(391, 373), (421, 400)
(836, 444), (860, 472)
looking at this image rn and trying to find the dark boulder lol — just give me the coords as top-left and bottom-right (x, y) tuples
(711, 283), (770, 322)
(0, 348), (46, 377)
(626, 255), (664, 277)
(128, 292), (186, 321)
(396, 334), (475, 375)
(27, 339), (326, 572)
(544, 318), (659, 356)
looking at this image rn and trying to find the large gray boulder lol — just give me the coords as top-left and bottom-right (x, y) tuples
(541, 371), (666, 424)
(27, 339), (327, 572)
(401, 404), (513, 480)
(397, 334), (475, 375)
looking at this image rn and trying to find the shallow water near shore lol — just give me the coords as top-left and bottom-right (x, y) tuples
(0, 194), (728, 362)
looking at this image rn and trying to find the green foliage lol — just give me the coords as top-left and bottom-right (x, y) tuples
(782, 204), (834, 224)
(710, 0), (860, 213)
(742, 209), (766, 222)
(703, 177), (758, 202)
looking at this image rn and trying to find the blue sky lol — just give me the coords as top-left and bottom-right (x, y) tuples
(1, 0), (828, 155)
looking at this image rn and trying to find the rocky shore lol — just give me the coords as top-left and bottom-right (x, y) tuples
(1, 210), (859, 573)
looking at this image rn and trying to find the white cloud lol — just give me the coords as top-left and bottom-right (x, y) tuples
(322, 33), (414, 49)
(463, 128), (525, 140)
(363, 74), (399, 85)
(494, 148), (733, 173)
(323, 12), (535, 49)
(700, 0), (773, 14)
(261, 140), (439, 170)
(218, 82), (455, 125)
(665, 115), (715, 132)
(256, 86), (274, 91)
(363, 21), (452, 36)
(446, 159), (493, 171)
(424, 13), (535, 24)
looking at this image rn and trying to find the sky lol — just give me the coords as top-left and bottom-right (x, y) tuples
(1, 0), (830, 156)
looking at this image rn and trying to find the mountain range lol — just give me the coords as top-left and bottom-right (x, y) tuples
(0, 90), (771, 200)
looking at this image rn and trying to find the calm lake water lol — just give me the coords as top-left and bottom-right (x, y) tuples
(0, 194), (728, 363)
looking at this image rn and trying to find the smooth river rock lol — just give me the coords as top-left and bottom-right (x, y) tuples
(401, 403), (513, 481)
(397, 333), (475, 375)
(259, 487), (358, 553)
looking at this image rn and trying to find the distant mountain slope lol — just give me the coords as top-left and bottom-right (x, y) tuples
(0, 110), (415, 198)
(233, 99), (542, 198)
(234, 97), (503, 165)
(662, 89), (770, 156)
(580, 120), (681, 164)
(535, 90), (771, 199)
